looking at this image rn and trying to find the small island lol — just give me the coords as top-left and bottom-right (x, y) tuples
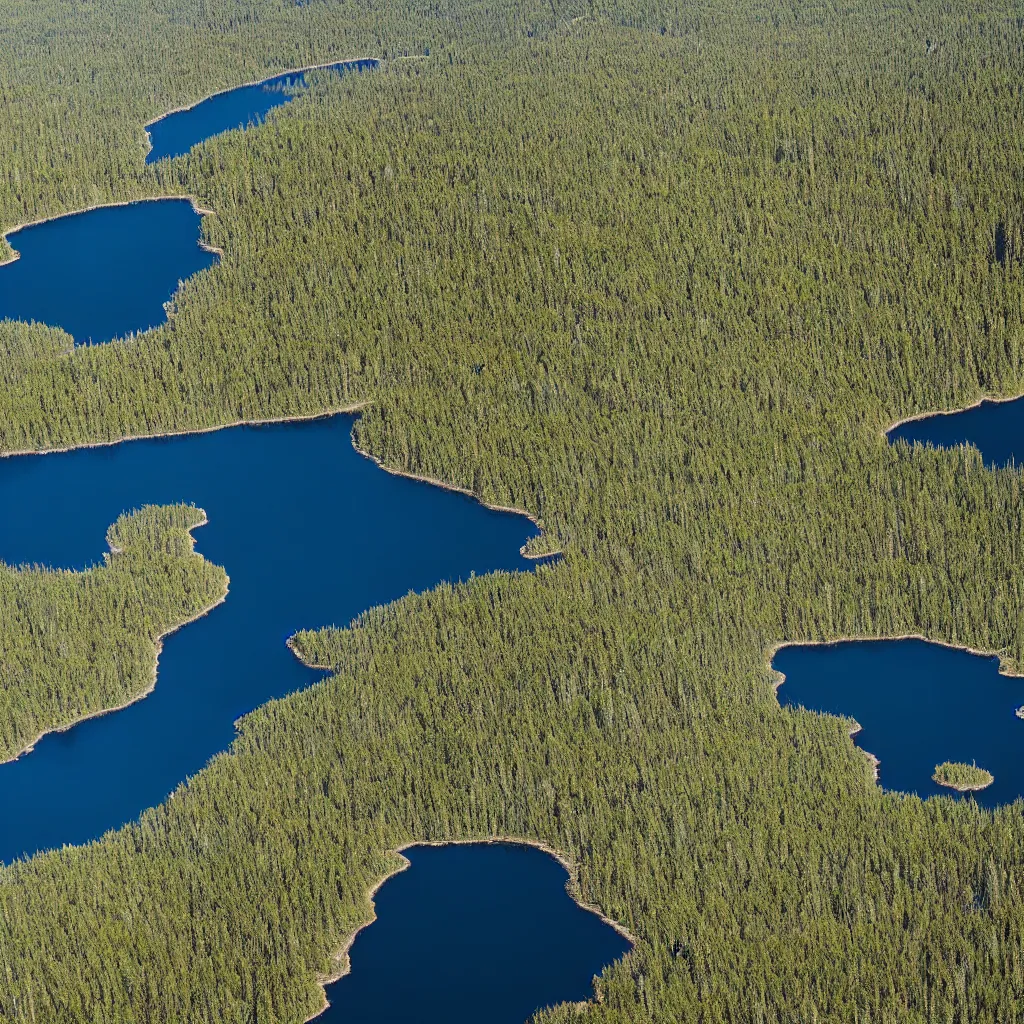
(932, 761), (994, 793)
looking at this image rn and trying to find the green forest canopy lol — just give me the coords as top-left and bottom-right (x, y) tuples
(0, 503), (226, 764)
(0, 0), (1022, 1021)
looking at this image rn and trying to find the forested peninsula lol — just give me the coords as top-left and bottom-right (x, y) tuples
(0, 0), (1022, 1021)
(0, 505), (225, 764)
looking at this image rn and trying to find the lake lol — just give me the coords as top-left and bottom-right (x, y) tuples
(888, 395), (1024, 468)
(319, 843), (632, 1023)
(0, 199), (217, 345)
(0, 414), (543, 863)
(145, 58), (379, 163)
(773, 638), (1024, 808)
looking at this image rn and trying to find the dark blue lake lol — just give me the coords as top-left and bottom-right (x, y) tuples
(320, 843), (632, 1023)
(774, 639), (1024, 808)
(0, 199), (217, 345)
(888, 395), (1024, 468)
(0, 414), (542, 863)
(145, 59), (378, 163)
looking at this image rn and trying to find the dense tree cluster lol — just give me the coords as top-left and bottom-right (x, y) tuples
(0, 0), (1021, 1022)
(933, 761), (995, 792)
(0, 504), (225, 763)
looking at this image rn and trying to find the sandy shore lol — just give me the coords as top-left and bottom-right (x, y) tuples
(303, 836), (636, 1024)
(0, 404), (367, 463)
(933, 772), (994, 793)
(0, 511), (229, 766)
(884, 389), (1024, 438)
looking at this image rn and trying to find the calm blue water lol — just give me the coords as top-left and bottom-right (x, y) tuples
(774, 639), (1024, 808)
(888, 396), (1024, 468)
(0, 199), (217, 345)
(145, 59), (379, 163)
(321, 844), (631, 1023)
(0, 415), (541, 863)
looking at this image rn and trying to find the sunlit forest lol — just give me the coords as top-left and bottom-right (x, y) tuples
(0, 0), (1022, 1020)
(0, 504), (225, 763)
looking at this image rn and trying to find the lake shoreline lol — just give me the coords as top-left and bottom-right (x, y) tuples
(350, 438), (558, 558)
(935, 777), (994, 793)
(884, 390), (1024, 439)
(0, 404), (367, 463)
(768, 633), (1023, 690)
(768, 634), (1024, 791)
(0, 402), (554, 549)
(143, 55), (381, 130)
(0, 513), (229, 767)
(143, 56), (381, 162)
(303, 837), (636, 1024)
(0, 195), (222, 270)
(0, 401), (553, 778)
(0, 403), (551, 774)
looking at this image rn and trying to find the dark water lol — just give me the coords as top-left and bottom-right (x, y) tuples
(774, 639), (1024, 807)
(320, 844), (632, 1023)
(0, 415), (541, 863)
(888, 396), (1024, 468)
(0, 199), (217, 345)
(145, 59), (379, 163)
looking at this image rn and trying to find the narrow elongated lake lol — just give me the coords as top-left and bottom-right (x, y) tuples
(0, 415), (541, 863)
(774, 639), (1024, 808)
(320, 843), (632, 1023)
(0, 199), (217, 345)
(888, 394), (1024, 467)
(145, 58), (378, 163)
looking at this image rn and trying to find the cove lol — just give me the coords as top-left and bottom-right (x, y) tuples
(773, 639), (1024, 808)
(0, 199), (217, 345)
(145, 59), (379, 163)
(0, 414), (542, 863)
(319, 843), (632, 1023)
(888, 395), (1024, 468)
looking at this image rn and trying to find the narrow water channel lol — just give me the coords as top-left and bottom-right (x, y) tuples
(0, 415), (542, 862)
(145, 58), (379, 163)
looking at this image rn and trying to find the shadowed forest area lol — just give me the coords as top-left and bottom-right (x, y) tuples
(0, 0), (1023, 1021)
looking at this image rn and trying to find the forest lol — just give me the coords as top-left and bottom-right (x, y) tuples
(933, 761), (995, 792)
(0, 0), (1021, 1021)
(0, 503), (225, 764)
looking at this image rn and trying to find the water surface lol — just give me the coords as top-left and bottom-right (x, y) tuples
(0, 199), (217, 345)
(774, 639), (1024, 808)
(888, 396), (1024, 468)
(0, 415), (541, 862)
(146, 59), (378, 163)
(320, 843), (631, 1023)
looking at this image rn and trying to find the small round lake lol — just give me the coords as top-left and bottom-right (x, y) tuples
(888, 394), (1024, 468)
(0, 414), (543, 863)
(0, 199), (217, 345)
(774, 639), (1024, 808)
(319, 843), (632, 1023)
(145, 59), (379, 163)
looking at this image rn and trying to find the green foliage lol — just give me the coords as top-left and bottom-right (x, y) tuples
(933, 761), (994, 792)
(0, 504), (226, 763)
(0, 0), (1022, 1023)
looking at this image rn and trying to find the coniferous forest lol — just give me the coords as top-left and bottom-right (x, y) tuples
(0, 0), (1023, 1021)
